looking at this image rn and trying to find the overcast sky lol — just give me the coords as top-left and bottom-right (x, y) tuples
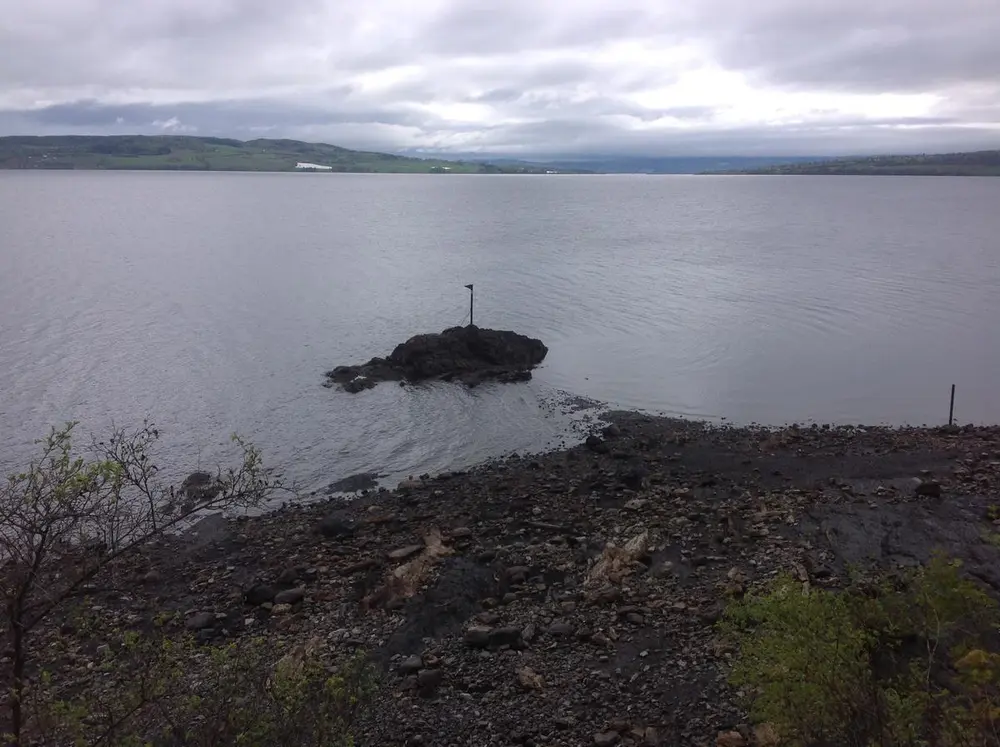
(1, 0), (998, 156)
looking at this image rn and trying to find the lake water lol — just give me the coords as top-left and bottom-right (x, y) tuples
(1, 171), (998, 492)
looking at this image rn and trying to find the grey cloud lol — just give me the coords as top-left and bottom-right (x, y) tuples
(686, 0), (1000, 93)
(0, 96), (432, 136)
(0, 0), (998, 156)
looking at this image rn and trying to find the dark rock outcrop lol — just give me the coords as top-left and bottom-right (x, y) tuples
(179, 471), (220, 503)
(325, 325), (547, 392)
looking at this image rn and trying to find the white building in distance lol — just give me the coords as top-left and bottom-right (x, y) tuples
(296, 162), (332, 170)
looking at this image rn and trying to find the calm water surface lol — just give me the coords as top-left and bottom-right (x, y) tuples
(1, 172), (998, 491)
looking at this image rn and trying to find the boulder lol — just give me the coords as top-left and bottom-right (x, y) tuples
(325, 326), (547, 392)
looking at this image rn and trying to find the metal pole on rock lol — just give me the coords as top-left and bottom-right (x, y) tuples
(949, 384), (956, 426)
(465, 284), (474, 327)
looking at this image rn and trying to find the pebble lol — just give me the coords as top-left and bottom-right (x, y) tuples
(184, 612), (215, 631)
(464, 626), (492, 648)
(417, 668), (444, 691)
(317, 512), (355, 539)
(388, 544), (423, 561)
(489, 627), (523, 648)
(399, 655), (423, 674)
(914, 479), (943, 498)
(276, 567), (299, 585)
(244, 585), (277, 606)
(273, 588), (305, 605)
(547, 621), (574, 637)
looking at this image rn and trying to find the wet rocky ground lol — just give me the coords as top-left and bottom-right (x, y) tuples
(51, 414), (1000, 746)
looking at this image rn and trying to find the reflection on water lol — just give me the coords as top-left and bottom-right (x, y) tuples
(0, 171), (998, 490)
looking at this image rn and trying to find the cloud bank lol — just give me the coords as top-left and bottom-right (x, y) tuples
(1, 0), (998, 155)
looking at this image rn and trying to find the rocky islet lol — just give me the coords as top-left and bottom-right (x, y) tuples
(324, 325), (548, 392)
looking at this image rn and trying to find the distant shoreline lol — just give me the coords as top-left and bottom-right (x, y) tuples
(717, 149), (1000, 177)
(0, 134), (592, 174)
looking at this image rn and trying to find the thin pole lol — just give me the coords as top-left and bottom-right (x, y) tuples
(948, 384), (956, 426)
(466, 283), (474, 327)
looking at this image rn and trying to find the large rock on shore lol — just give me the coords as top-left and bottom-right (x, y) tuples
(325, 325), (547, 392)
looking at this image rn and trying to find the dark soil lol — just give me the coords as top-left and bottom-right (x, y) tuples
(43, 414), (1000, 747)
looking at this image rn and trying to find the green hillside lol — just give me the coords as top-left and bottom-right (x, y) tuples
(727, 150), (1000, 176)
(0, 135), (586, 174)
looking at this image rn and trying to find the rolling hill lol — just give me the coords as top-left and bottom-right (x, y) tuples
(0, 136), (588, 174)
(726, 150), (1000, 176)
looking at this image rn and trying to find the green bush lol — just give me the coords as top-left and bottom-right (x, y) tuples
(722, 556), (1000, 746)
(27, 630), (375, 747)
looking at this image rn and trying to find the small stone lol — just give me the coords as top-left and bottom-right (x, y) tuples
(388, 544), (424, 561)
(489, 627), (523, 648)
(586, 435), (610, 454)
(517, 666), (545, 690)
(914, 479), (943, 498)
(417, 668), (443, 691)
(522, 623), (537, 642)
(450, 527), (473, 539)
(96, 644), (111, 658)
(184, 612), (215, 631)
(274, 588), (305, 605)
(317, 512), (355, 539)
(651, 562), (675, 578)
(506, 566), (531, 584)
(270, 603), (293, 615)
(595, 586), (622, 605)
(547, 621), (574, 637)
(340, 558), (380, 576)
(142, 570), (162, 585)
(602, 423), (622, 439)
(700, 603), (724, 624)
(399, 655), (423, 674)
(276, 567), (299, 586)
(625, 613), (644, 625)
(716, 731), (746, 747)
(502, 592), (518, 605)
(594, 732), (620, 746)
(464, 626), (492, 648)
